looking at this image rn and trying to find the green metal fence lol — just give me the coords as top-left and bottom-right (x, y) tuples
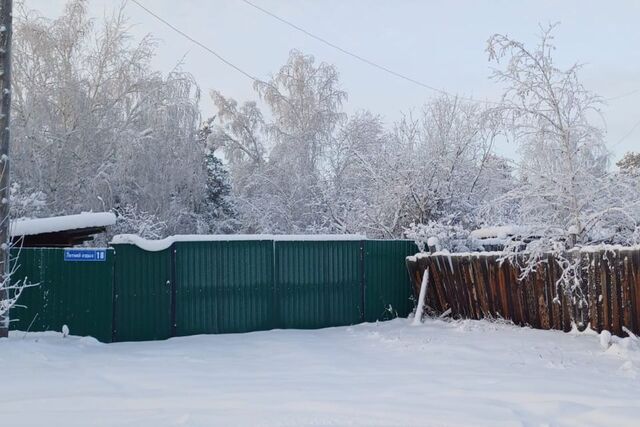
(364, 240), (417, 322)
(10, 239), (417, 342)
(9, 248), (114, 343)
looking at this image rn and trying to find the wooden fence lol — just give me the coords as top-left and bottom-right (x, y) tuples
(405, 248), (640, 336)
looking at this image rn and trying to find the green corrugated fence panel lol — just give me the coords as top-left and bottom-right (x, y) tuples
(175, 240), (275, 335)
(112, 244), (172, 342)
(8, 248), (114, 343)
(275, 240), (363, 329)
(364, 240), (417, 322)
(1, 239), (419, 343)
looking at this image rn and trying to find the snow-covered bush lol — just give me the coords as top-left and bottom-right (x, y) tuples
(110, 205), (166, 240)
(404, 220), (482, 253)
(9, 183), (47, 219)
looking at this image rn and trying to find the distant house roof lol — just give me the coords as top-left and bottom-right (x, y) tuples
(469, 225), (523, 240)
(11, 212), (116, 247)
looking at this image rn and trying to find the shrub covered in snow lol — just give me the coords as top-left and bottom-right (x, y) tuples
(405, 220), (483, 253)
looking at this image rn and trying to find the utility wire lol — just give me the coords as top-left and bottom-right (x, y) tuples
(240, 0), (502, 105)
(130, 0), (261, 83)
(605, 88), (640, 102)
(131, 0), (639, 150)
(612, 116), (640, 148)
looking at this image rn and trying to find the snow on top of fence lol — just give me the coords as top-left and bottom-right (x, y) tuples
(406, 250), (506, 262)
(111, 233), (368, 251)
(573, 244), (640, 253)
(406, 244), (640, 262)
(11, 212), (116, 237)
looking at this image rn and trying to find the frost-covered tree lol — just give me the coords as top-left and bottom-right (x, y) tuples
(10, 183), (47, 219)
(109, 204), (165, 240)
(12, 0), (208, 236)
(211, 50), (511, 237)
(371, 96), (508, 238)
(486, 24), (610, 246)
(482, 24), (640, 292)
(211, 50), (347, 233)
(321, 111), (387, 234)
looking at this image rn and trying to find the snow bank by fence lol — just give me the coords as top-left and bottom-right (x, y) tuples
(406, 247), (640, 336)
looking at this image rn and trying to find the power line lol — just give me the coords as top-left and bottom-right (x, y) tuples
(240, 0), (502, 106)
(131, 0), (638, 149)
(130, 0), (261, 84)
(612, 116), (640, 148)
(605, 88), (640, 102)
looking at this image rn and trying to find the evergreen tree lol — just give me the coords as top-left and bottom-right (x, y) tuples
(198, 118), (238, 233)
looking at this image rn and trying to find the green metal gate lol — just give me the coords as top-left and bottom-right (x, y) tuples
(275, 240), (363, 329)
(111, 244), (172, 342)
(174, 240), (275, 335)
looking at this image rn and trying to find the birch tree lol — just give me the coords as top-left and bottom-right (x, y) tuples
(484, 24), (640, 294)
(12, 0), (212, 236)
(486, 24), (609, 244)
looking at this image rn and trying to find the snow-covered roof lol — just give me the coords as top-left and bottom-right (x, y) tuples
(11, 212), (117, 237)
(470, 225), (523, 240)
(111, 233), (367, 252)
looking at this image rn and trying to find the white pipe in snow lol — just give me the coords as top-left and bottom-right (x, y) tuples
(412, 268), (429, 325)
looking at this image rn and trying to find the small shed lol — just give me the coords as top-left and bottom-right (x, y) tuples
(11, 212), (117, 247)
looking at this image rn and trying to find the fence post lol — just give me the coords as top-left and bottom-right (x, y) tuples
(170, 243), (177, 337)
(360, 240), (366, 323)
(271, 240), (279, 329)
(111, 248), (117, 343)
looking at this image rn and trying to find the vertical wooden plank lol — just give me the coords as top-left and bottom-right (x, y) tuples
(543, 258), (555, 329)
(594, 254), (604, 332)
(610, 251), (622, 336)
(523, 257), (539, 329)
(466, 258), (480, 320)
(621, 253), (633, 334)
(452, 256), (467, 318)
(484, 257), (495, 318)
(436, 256), (455, 316)
(497, 260), (510, 320)
(432, 257), (449, 314)
(548, 259), (561, 331)
(631, 250), (640, 336)
(492, 258), (503, 319)
(511, 261), (525, 326)
(576, 253), (589, 330)
(537, 262), (550, 330)
(587, 252), (598, 332)
(503, 260), (516, 321)
(465, 257), (479, 319)
(601, 252), (611, 332)
(473, 257), (489, 318)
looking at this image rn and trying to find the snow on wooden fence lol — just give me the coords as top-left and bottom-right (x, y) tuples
(405, 247), (640, 336)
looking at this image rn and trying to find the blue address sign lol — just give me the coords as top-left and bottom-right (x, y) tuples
(63, 249), (107, 262)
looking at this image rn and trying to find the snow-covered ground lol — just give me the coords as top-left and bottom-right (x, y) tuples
(2, 318), (639, 427)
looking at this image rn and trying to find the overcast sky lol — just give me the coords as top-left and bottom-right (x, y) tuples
(28, 0), (640, 161)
